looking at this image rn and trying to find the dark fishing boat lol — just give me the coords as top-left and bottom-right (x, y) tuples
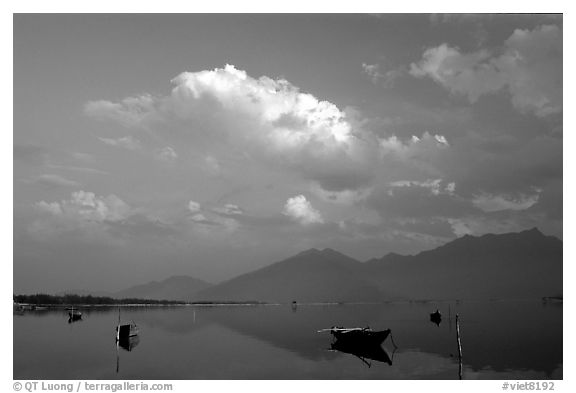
(322, 327), (391, 345)
(116, 322), (139, 339)
(430, 309), (442, 326)
(68, 307), (82, 321)
(320, 326), (397, 368)
(116, 308), (139, 340)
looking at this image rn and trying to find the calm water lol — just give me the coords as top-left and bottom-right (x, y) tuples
(13, 300), (562, 379)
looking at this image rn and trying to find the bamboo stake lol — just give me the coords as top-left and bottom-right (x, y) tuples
(116, 341), (120, 374)
(456, 314), (463, 380)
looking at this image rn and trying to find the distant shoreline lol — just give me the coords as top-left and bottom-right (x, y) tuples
(14, 294), (562, 309)
(15, 302), (273, 308)
(13, 293), (270, 307)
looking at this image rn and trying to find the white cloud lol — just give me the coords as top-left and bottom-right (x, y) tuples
(187, 202), (241, 234)
(389, 179), (455, 196)
(85, 94), (157, 127)
(282, 195), (324, 225)
(36, 190), (131, 222)
(472, 192), (540, 212)
(98, 136), (142, 151)
(36, 201), (62, 215)
(31, 191), (132, 243)
(154, 146), (178, 163)
(410, 25), (562, 117)
(380, 131), (450, 156)
(190, 213), (208, 222)
(362, 62), (403, 87)
(201, 155), (222, 176)
(188, 200), (202, 214)
(362, 63), (382, 84)
(213, 204), (244, 216)
(85, 64), (381, 191)
(378, 132), (450, 181)
(87, 64), (356, 148)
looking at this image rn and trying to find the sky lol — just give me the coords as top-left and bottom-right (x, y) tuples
(13, 13), (563, 293)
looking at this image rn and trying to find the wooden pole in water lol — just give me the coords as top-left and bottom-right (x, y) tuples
(116, 341), (120, 374)
(456, 314), (463, 380)
(116, 307), (121, 341)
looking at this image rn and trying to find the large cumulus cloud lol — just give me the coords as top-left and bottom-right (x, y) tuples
(85, 65), (382, 192)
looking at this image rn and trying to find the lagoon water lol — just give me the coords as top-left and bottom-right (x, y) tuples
(13, 300), (562, 380)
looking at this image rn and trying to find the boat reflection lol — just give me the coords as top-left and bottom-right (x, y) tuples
(330, 339), (394, 367)
(322, 327), (397, 368)
(116, 335), (140, 374)
(118, 335), (140, 352)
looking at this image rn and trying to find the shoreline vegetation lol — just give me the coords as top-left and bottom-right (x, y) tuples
(13, 294), (268, 307)
(13, 293), (562, 308)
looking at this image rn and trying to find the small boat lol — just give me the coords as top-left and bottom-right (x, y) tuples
(68, 307), (82, 321)
(321, 327), (391, 345)
(116, 308), (139, 341)
(320, 326), (397, 368)
(430, 309), (442, 326)
(116, 322), (139, 340)
(13, 303), (25, 315)
(542, 296), (563, 304)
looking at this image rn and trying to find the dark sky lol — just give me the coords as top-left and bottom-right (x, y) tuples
(13, 13), (562, 293)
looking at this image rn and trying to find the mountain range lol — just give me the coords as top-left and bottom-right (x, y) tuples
(195, 228), (561, 302)
(81, 228), (562, 302)
(361, 227), (562, 300)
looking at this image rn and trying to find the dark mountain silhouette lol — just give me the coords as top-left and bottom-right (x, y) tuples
(363, 228), (562, 300)
(196, 228), (561, 302)
(114, 275), (212, 301)
(195, 248), (385, 302)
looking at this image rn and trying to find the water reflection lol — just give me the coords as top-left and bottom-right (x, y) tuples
(330, 339), (394, 367)
(116, 336), (141, 375)
(118, 335), (140, 352)
(13, 301), (562, 379)
(68, 316), (82, 324)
